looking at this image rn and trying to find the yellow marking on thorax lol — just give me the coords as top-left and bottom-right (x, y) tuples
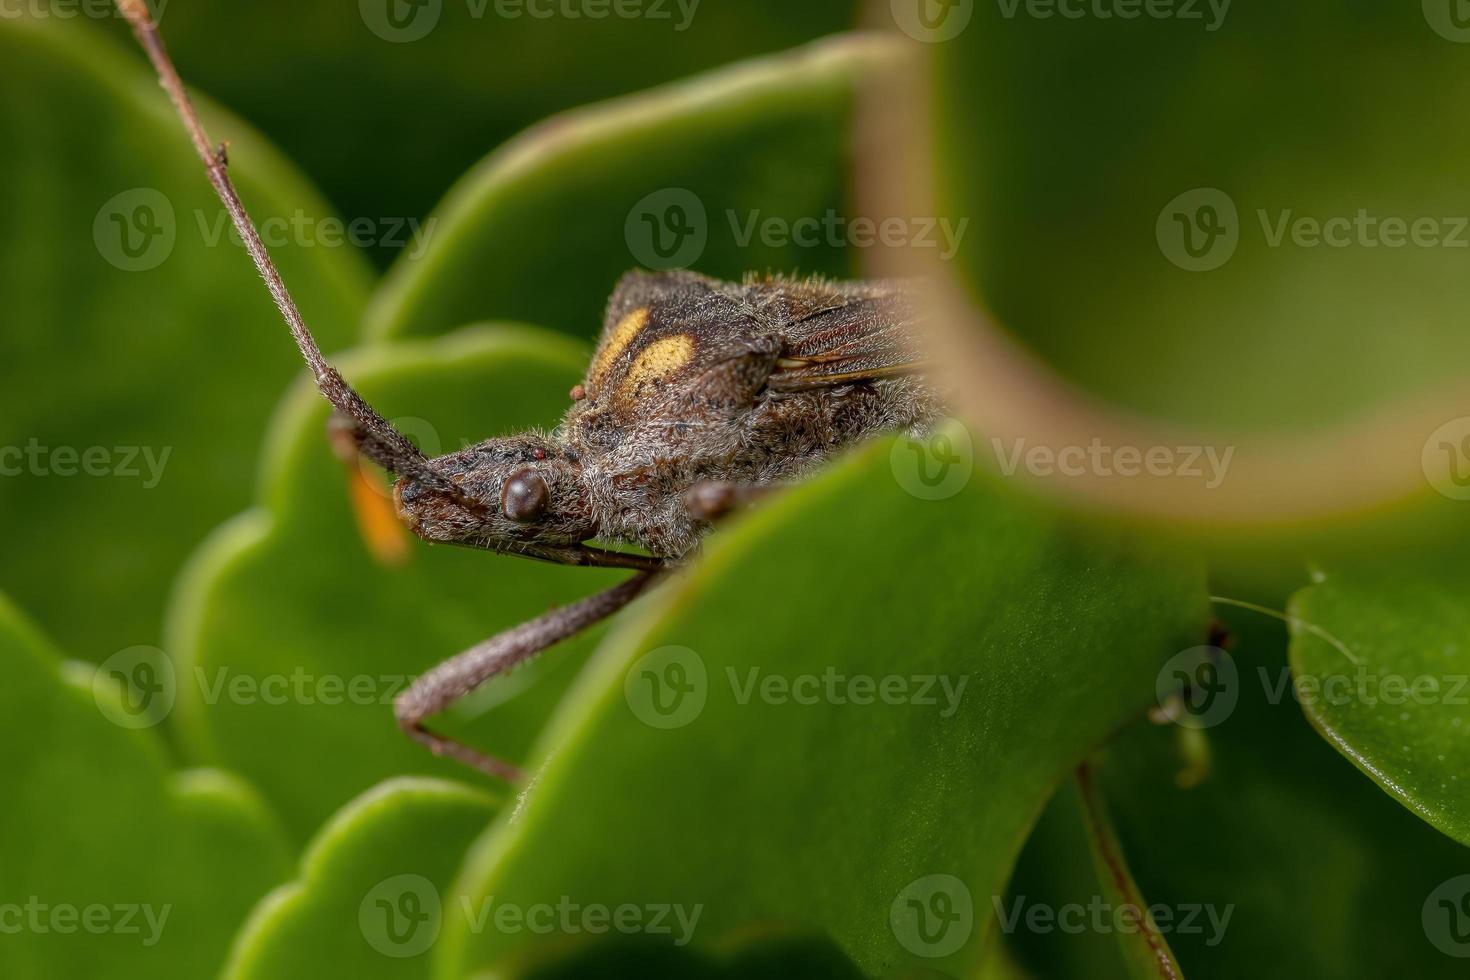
(622, 334), (694, 393)
(590, 307), (649, 384)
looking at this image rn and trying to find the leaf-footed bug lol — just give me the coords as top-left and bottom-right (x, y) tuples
(115, 0), (944, 781)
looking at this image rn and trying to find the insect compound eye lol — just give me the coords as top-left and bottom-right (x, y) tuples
(500, 466), (550, 523)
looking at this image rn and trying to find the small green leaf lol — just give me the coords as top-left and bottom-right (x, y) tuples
(222, 778), (498, 979)
(1074, 766), (1185, 979)
(168, 325), (624, 841)
(1098, 614), (1470, 979)
(365, 34), (901, 343)
(441, 427), (1208, 977)
(0, 593), (291, 979)
(0, 17), (368, 664)
(496, 929), (867, 979)
(1001, 780), (1133, 980)
(1289, 560), (1470, 845)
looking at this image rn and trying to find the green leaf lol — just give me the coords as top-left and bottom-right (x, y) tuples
(1001, 780), (1133, 980)
(441, 427), (1208, 977)
(365, 34), (901, 343)
(1098, 613), (1470, 979)
(167, 325), (623, 842)
(0, 593), (291, 979)
(1002, 770), (1185, 980)
(141, 0), (861, 264)
(0, 16), (369, 664)
(923, 4), (1470, 431)
(1073, 766), (1185, 978)
(496, 929), (868, 979)
(222, 777), (498, 979)
(975, 939), (1035, 980)
(1288, 560), (1470, 845)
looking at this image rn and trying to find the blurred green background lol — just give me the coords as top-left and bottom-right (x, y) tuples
(143, 0), (860, 267)
(3, 2), (1470, 978)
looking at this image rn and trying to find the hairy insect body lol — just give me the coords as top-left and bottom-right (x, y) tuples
(411, 270), (943, 559)
(118, 0), (944, 778)
(571, 282), (935, 553)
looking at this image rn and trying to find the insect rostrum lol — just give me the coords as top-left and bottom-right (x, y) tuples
(116, 0), (942, 782)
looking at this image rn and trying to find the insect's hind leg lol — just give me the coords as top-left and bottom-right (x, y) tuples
(395, 571), (660, 781)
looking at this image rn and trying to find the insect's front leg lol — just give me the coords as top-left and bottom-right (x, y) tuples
(395, 571), (660, 780)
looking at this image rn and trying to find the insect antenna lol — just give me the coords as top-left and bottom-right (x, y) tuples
(115, 0), (478, 505)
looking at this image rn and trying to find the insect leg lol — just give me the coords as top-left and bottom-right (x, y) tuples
(684, 481), (780, 521)
(394, 570), (661, 780)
